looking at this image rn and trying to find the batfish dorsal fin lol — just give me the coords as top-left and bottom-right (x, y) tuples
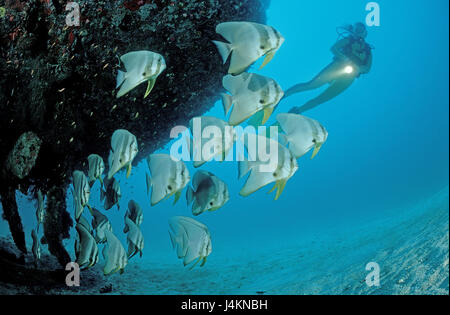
(120, 51), (149, 72)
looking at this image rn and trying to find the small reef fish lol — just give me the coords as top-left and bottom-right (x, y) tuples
(35, 190), (45, 232)
(146, 154), (190, 206)
(221, 73), (284, 126)
(189, 116), (236, 168)
(213, 21), (285, 75)
(87, 154), (105, 186)
(186, 171), (229, 216)
(103, 229), (128, 276)
(124, 200), (143, 233)
(238, 134), (298, 200)
(116, 50), (166, 98)
(107, 129), (138, 180)
(277, 113), (328, 159)
(168, 216), (212, 269)
(89, 207), (113, 244)
(74, 222), (99, 270)
(72, 170), (92, 221)
(124, 217), (144, 259)
(31, 229), (41, 266)
(101, 177), (121, 211)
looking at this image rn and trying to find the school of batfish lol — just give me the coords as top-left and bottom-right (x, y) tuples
(30, 22), (328, 275)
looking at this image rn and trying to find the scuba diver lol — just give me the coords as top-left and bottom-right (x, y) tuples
(286, 22), (373, 114)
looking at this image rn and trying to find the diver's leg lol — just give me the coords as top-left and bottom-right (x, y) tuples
(290, 75), (355, 114)
(248, 61), (346, 127)
(249, 61), (348, 127)
(284, 61), (345, 99)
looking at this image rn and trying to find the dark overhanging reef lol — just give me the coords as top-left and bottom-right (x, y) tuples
(0, 0), (269, 280)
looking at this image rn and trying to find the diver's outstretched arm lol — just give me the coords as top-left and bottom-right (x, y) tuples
(331, 38), (351, 60)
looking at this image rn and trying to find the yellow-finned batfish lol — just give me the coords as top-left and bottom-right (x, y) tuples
(238, 134), (298, 200)
(116, 50), (166, 98)
(221, 73), (284, 126)
(89, 207), (113, 244)
(213, 21), (284, 75)
(103, 229), (128, 276)
(124, 217), (144, 259)
(101, 177), (121, 211)
(168, 216), (212, 269)
(35, 190), (45, 232)
(87, 154), (105, 186)
(189, 116), (236, 167)
(74, 222), (99, 270)
(107, 129), (138, 180)
(277, 113), (328, 159)
(72, 170), (91, 221)
(124, 200), (143, 233)
(31, 229), (41, 266)
(186, 171), (229, 216)
(146, 154), (190, 206)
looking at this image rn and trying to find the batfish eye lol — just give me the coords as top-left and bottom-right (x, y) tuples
(260, 99), (265, 104)
(260, 45), (265, 50)
(273, 172), (278, 177)
(142, 72), (147, 76)
(209, 202), (213, 206)
(167, 185), (172, 190)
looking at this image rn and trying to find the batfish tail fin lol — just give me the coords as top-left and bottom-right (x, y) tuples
(212, 40), (233, 64)
(116, 70), (126, 89)
(221, 93), (233, 115)
(186, 186), (195, 205)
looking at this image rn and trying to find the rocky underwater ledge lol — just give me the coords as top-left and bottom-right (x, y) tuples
(0, 0), (270, 283)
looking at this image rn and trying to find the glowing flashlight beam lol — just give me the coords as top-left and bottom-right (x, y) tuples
(344, 65), (354, 74)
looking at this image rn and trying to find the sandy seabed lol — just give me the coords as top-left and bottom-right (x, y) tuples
(1, 187), (448, 295)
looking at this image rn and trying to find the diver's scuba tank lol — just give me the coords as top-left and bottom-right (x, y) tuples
(337, 23), (375, 49)
(336, 24), (354, 39)
(336, 23), (373, 68)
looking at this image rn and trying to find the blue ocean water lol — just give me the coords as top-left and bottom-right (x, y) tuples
(1, 0), (448, 294)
